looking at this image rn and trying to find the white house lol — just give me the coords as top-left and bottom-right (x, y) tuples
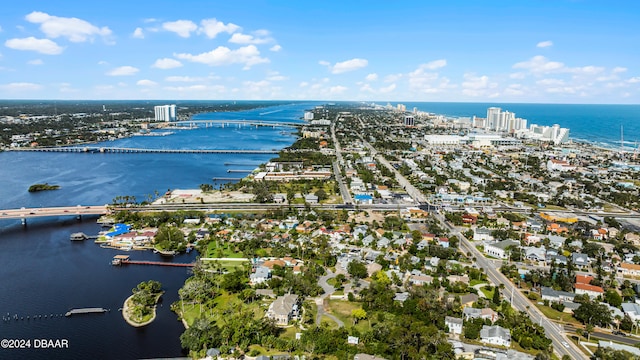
(480, 325), (511, 347)
(485, 240), (520, 259)
(445, 316), (463, 335)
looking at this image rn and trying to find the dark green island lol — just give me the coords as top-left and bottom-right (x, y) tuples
(28, 183), (60, 192)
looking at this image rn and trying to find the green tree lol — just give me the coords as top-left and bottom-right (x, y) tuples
(351, 308), (367, 324)
(347, 260), (368, 280)
(605, 289), (623, 307)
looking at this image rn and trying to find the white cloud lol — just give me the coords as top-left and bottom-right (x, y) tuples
(513, 55), (565, 74)
(5, 37), (63, 55)
(536, 78), (565, 86)
(0, 82), (42, 91)
(198, 18), (240, 39)
(384, 73), (403, 83)
(627, 77), (640, 84)
(107, 66), (139, 76)
(269, 44), (282, 52)
(418, 59), (447, 70)
(299, 81), (309, 87)
(378, 83), (396, 94)
(537, 40), (553, 48)
(504, 84), (525, 96)
(174, 45), (269, 70)
(407, 62), (452, 94)
(143, 18), (158, 23)
(613, 67), (627, 73)
(326, 58), (368, 74)
(229, 32), (272, 45)
(266, 72), (287, 81)
(509, 72), (526, 79)
(164, 84), (226, 93)
(25, 11), (112, 43)
(152, 58), (183, 69)
(162, 20), (198, 38)
(329, 85), (347, 94)
(27, 59), (43, 65)
(165, 76), (204, 82)
(461, 73), (497, 97)
(97, 60), (109, 65)
(132, 27), (144, 39)
(136, 79), (157, 86)
(365, 73), (378, 81)
(318, 60), (330, 66)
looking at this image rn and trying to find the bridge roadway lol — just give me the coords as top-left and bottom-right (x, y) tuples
(175, 119), (304, 127)
(0, 205), (109, 220)
(0, 203), (411, 221)
(7, 147), (279, 154)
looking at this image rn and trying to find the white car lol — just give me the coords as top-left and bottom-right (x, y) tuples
(562, 341), (570, 348)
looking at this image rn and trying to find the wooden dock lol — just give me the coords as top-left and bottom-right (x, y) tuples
(65, 308), (108, 317)
(121, 260), (194, 267)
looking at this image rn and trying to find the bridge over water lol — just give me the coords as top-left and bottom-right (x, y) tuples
(7, 147), (279, 154)
(175, 119), (305, 128)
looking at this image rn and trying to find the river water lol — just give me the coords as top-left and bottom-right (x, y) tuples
(0, 102), (315, 360)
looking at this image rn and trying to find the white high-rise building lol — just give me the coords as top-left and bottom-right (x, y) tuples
(154, 104), (176, 122)
(304, 112), (314, 121)
(486, 107), (501, 131)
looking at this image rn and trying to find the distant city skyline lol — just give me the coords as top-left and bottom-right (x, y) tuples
(0, 1), (639, 103)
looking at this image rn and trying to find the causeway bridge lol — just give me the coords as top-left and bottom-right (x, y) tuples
(175, 119), (305, 128)
(7, 147), (279, 154)
(0, 205), (108, 225)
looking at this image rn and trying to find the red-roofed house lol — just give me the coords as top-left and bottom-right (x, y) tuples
(575, 283), (604, 299)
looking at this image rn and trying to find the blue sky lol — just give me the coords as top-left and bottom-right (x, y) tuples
(0, 0), (639, 103)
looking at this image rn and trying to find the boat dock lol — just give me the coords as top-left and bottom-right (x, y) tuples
(227, 169), (252, 173)
(112, 255), (194, 267)
(122, 260), (194, 267)
(212, 177), (243, 181)
(65, 308), (108, 317)
(70, 232), (97, 241)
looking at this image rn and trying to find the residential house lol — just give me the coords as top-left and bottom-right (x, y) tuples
(480, 325), (511, 347)
(524, 247), (546, 262)
(445, 316), (463, 335)
(447, 274), (470, 285)
(618, 262), (640, 276)
(621, 302), (640, 322)
(473, 228), (494, 242)
(463, 307), (499, 323)
(572, 253), (590, 269)
(574, 283), (604, 299)
(409, 274), (433, 286)
(354, 354), (387, 360)
(541, 286), (576, 303)
(438, 237), (450, 248)
(485, 239), (520, 259)
(266, 294), (300, 325)
(250, 266), (271, 285)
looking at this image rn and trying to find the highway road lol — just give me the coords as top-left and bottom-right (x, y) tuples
(331, 119), (353, 204)
(443, 214), (589, 359)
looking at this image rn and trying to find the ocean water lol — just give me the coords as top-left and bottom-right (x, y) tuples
(399, 102), (640, 149)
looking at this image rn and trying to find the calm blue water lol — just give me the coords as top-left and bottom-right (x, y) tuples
(400, 102), (640, 149)
(0, 102), (317, 360)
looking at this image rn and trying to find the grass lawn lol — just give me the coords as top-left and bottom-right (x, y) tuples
(320, 315), (340, 329)
(325, 300), (362, 327)
(204, 241), (245, 258)
(535, 304), (581, 326)
(480, 287), (494, 299)
(470, 279), (488, 287)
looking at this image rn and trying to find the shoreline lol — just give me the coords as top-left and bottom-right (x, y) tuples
(121, 292), (163, 327)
